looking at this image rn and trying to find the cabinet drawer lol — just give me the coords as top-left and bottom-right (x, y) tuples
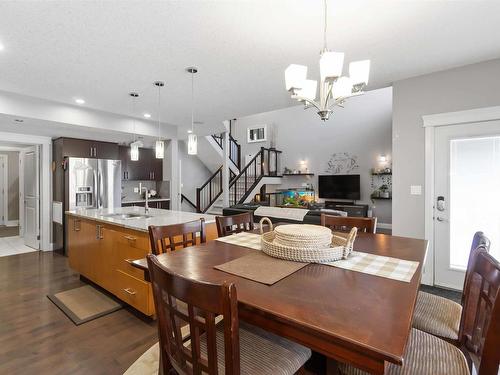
(113, 270), (152, 315)
(115, 232), (150, 279)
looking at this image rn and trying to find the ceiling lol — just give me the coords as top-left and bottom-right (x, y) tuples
(0, 0), (499, 131)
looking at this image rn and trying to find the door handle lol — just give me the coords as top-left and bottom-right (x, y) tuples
(436, 216), (447, 222)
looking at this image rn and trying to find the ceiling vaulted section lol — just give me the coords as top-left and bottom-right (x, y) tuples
(0, 1), (499, 128)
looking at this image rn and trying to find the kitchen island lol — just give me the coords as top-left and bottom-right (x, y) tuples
(65, 207), (217, 316)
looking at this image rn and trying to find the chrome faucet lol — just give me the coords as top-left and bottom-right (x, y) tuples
(139, 182), (149, 213)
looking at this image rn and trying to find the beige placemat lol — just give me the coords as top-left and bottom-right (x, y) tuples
(215, 232), (262, 250)
(215, 232), (419, 283)
(214, 251), (308, 285)
(323, 251), (420, 283)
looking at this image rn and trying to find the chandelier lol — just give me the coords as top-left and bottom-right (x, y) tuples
(285, 0), (370, 121)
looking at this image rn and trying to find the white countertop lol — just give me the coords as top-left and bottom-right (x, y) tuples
(66, 207), (216, 233)
(122, 198), (170, 204)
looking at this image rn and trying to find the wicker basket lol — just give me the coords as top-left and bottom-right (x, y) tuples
(259, 218), (357, 263)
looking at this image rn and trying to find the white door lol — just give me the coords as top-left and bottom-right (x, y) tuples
(434, 120), (500, 289)
(0, 156), (5, 225)
(23, 146), (40, 249)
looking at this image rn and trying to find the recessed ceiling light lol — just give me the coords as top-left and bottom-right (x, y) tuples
(0, 42), (4, 51)
(187, 130), (193, 134)
(75, 98), (85, 105)
(143, 113), (151, 119)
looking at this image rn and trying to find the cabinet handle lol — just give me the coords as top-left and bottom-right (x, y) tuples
(74, 219), (81, 231)
(96, 225), (100, 239)
(123, 288), (137, 295)
(99, 226), (104, 239)
(124, 235), (136, 241)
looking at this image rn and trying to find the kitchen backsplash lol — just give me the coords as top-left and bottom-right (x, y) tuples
(121, 180), (170, 201)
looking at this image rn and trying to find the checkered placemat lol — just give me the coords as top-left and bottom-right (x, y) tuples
(323, 251), (419, 283)
(215, 233), (419, 283)
(215, 232), (262, 251)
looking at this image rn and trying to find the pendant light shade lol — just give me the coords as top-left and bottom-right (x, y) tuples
(129, 92), (140, 161)
(154, 81), (165, 159)
(187, 66), (198, 155)
(130, 142), (139, 161)
(187, 133), (197, 155)
(155, 140), (164, 159)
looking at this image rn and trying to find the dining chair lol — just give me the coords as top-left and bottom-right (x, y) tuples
(215, 212), (255, 237)
(320, 214), (377, 233)
(148, 218), (206, 255)
(339, 244), (500, 375)
(412, 232), (490, 342)
(146, 253), (312, 375)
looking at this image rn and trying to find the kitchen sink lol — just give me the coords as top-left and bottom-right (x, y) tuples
(104, 213), (152, 220)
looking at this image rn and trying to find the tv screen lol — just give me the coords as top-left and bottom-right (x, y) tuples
(318, 175), (360, 200)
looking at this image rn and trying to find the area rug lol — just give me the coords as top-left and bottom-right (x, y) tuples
(47, 284), (122, 325)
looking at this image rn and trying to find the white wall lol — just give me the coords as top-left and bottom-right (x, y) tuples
(392, 58), (500, 239)
(179, 141), (212, 205)
(233, 87), (393, 224)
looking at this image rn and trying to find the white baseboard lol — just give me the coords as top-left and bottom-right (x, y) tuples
(377, 222), (392, 230)
(6, 220), (19, 227)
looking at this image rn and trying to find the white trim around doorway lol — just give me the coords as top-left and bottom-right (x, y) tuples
(0, 155), (7, 226)
(422, 105), (500, 286)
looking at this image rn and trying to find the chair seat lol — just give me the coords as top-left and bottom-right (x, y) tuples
(412, 291), (462, 341)
(124, 321), (311, 375)
(339, 328), (469, 375)
(199, 321), (311, 375)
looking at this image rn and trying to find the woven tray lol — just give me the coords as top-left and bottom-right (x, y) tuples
(259, 218), (357, 263)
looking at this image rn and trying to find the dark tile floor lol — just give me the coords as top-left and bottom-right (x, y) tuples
(419, 284), (462, 304)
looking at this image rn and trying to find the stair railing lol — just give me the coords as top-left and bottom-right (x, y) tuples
(181, 194), (197, 211)
(228, 147), (281, 206)
(211, 133), (241, 170)
(196, 166), (223, 213)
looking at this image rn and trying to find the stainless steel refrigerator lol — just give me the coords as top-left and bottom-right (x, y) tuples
(67, 157), (121, 210)
(55, 157), (121, 254)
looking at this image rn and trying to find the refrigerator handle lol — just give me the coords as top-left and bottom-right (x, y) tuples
(97, 169), (101, 208)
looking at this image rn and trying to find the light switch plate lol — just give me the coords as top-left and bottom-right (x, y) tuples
(410, 185), (422, 195)
(133, 187), (139, 193)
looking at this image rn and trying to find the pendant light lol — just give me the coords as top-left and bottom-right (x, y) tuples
(154, 81), (165, 159)
(129, 92), (140, 161)
(187, 67), (198, 155)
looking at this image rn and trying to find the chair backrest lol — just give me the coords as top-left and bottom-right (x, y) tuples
(216, 212), (255, 237)
(147, 254), (240, 375)
(458, 247), (500, 375)
(462, 232), (491, 305)
(320, 214), (377, 233)
(148, 219), (206, 255)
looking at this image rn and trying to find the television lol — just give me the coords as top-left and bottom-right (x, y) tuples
(318, 174), (360, 200)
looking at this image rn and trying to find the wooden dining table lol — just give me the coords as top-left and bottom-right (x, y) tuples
(131, 230), (428, 375)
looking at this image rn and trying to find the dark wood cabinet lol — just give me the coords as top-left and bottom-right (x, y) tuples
(53, 137), (119, 160)
(119, 146), (163, 181)
(121, 200), (169, 209)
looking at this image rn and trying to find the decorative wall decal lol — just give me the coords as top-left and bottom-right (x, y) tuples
(325, 152), (359, 174)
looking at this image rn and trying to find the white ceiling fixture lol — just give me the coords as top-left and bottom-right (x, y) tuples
(143, 113), (151, 118)
(187, 67), (198, 155)
(0, 42), (4, 51)
(154, 81), (165, 159)
(74, 98), (85, 105)
(285, 0), (369, 121)
(129, 92), (140, 161)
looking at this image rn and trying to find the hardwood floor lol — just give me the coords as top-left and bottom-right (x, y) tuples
(0, 251), (158, 375)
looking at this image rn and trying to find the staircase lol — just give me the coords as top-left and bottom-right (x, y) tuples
(195, 147), (282, 214)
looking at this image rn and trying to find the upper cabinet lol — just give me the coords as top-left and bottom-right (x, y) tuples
(119, 146), (163, 181)
(54, 138), (119, 160)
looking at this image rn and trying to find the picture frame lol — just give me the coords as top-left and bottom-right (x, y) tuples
(247, 124), (267, 143)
